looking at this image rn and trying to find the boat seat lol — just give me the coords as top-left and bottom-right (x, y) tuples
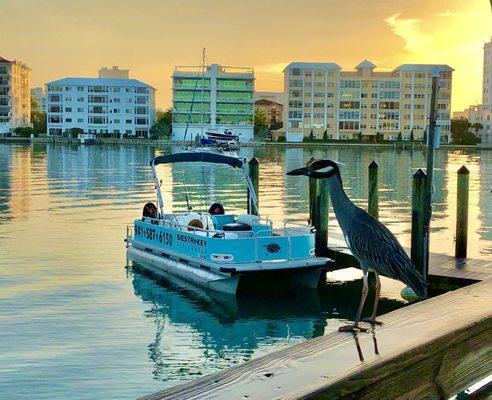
(222, 223), (252, 232)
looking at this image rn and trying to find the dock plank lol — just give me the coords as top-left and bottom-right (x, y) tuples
(140, 279), (492, 400)
(323, 233), (492, 283)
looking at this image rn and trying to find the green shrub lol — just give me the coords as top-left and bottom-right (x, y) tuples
(13, 127), (36, 138)
(277, 135), (286, 142)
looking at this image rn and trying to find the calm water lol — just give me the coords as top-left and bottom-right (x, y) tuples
(0, 143), (490, 399)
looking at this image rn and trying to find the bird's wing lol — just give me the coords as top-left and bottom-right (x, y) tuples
(346, 211), (416, 283)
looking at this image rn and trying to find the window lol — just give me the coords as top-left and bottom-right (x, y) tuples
(114, 119), (120, 123)
(77, 86), (84, 91)
(291, 68), (301, 76)
(379, 91), (400, 100)
(339, 111), (360, 120)
(304, 70), (312, 77)
(65, 86), (72, 91)
(65, 97), (72, 102)
(49, 94), (61, 102)
(65, 107), (72, 112)
(126, 88), (131, 93)
(65, 118), (72, 122)
(340, 80), (361, 89)
(114, 98), (120, 103)
(339, 101), (360, 109)
(126, 109), (131, 113)
(114, 108), (120, 113)
(77, 108), (83, 112)
(77, 97), (84, 102)
(113, 87), (120, 92)
(49, 105), (62, 113)
(77, 118), (83, 123)
(338, 121), (359, 130)
(289, 100), (303, 108)
(127, 98), (133, 103)
(48, 115), (61, 123)
(126, 119), (132, 124)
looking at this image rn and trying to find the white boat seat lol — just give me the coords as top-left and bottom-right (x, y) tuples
(237, 214), (260, 226)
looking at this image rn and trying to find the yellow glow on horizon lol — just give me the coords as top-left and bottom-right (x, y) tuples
(0, 0), (490, 112)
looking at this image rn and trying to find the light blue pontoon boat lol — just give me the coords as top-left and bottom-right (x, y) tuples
(125, 152), (330, 295)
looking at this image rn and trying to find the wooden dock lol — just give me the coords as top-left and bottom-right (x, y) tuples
(321, 231), (492, 289)
(140, 279), (492, 400)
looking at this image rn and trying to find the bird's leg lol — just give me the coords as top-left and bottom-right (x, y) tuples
(363, 271), (384, 326)
(339, 272), (369, 333)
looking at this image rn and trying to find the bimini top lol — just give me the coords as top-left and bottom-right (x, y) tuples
(151, 152), (244, 169)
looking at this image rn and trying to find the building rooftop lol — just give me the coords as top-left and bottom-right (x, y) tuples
(283, 62), (342, 72)
(356, 60), (377, 69)
(0, 56), (12, 63)
(393, 64), (454, 72)
(46, 77), (155, 88)
(254, 99), (283, 107)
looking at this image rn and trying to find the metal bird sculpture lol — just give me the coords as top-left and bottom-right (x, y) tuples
(288, 159), (427, 332)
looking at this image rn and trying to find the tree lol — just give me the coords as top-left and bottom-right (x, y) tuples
(410, 130), (414, 142)
(358, 132), (362, 142)
(472, 122), (483, 134)
(397, 131), (402, 142)
(254, 108), (268, 136)
(68, 127), (84, 138)
(31, 111), (47, 134)
(150, 108), (173, 139)
(323, 130), (328, 142)
(309, 129), (314, 141)
(451, 118), (480, 145)
(269, 121), (283, 131)
(13, 126), (36, 137)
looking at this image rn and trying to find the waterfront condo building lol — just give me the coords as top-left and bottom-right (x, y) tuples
(0, 56), (31, 135)
(172, 64), (254, 142)
(46, 77), (155, 137)
(453, 37), (492, 145)
(283, 61), (453, 142)
(31, 87), (47, 113)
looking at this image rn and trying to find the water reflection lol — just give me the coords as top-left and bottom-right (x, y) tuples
(130, 264), (403, 381)
(0, 142), (490, 399)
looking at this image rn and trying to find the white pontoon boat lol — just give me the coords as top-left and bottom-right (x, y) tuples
(125, 152), (330, 295)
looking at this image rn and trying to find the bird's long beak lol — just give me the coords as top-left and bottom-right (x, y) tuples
(287, 167), (311, 176)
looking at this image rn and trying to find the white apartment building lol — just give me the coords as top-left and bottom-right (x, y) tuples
(454, 37), (492, 145)
(31, 87), (46, 113)
(46, 77), (155, 137)
(283, 61), (453, 142)
(172, 64), (254, 142)
(0, 56), (31, 134)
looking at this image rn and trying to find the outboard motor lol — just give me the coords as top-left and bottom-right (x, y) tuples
(142, 202), (158, 219)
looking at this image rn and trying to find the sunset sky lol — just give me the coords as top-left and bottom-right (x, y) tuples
(1, 0), (491, 111)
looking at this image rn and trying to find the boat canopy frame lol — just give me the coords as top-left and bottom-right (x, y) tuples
(150, 152), (259, 217)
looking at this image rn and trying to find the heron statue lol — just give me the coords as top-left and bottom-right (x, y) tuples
(288, 159), (427, 332)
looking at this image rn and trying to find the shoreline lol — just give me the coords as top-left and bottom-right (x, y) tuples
(0, 136), (490, 150)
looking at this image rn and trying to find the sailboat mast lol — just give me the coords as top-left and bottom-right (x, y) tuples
(200, 47), (205, 138)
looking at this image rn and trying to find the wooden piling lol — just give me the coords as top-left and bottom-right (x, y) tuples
(455, 166), (469, 258)
(411, 169), (427, 277)
(368, 160), (379, 219)
(315, 179), (329, 252)
(247, 157), (259, 216)
(307, 157), (317, 222)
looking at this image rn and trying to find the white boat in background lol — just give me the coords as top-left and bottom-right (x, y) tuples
(125, 151), (331, 295)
